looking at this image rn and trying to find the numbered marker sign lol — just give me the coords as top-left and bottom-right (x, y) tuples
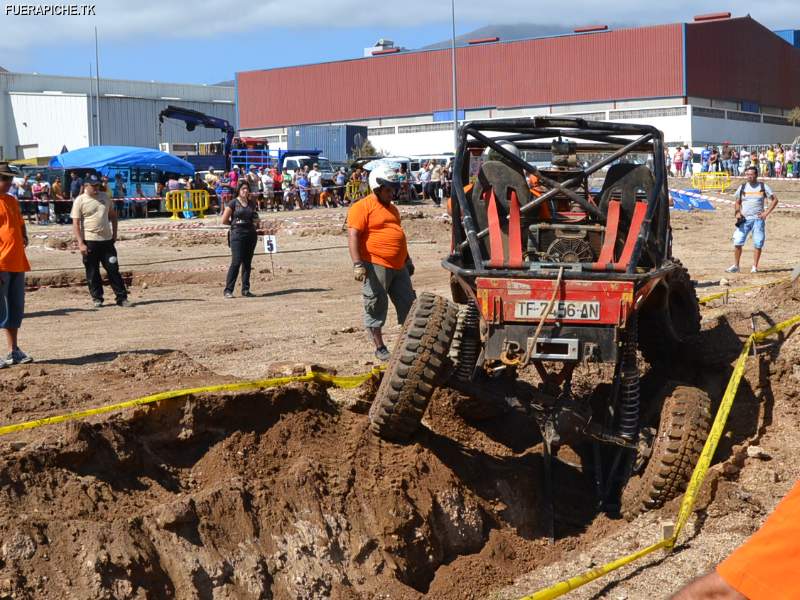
(263, 235), (278, 254)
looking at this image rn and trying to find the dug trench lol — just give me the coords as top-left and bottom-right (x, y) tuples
(0, 280), (796, 599)
(0, 380), (546, 600)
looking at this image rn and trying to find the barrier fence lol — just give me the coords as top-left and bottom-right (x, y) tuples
(165, 190), (209, 220)
(691, 171), (731, 192)
(519, 310), (800, 600)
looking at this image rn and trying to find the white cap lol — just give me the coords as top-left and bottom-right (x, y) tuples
(368, 163), (400, 191)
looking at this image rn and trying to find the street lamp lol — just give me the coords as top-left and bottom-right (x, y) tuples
(451, 0), (458, 152)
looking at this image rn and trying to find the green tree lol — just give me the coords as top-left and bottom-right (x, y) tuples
(352, 138), (383, 159)
(789, 106), (800, 126)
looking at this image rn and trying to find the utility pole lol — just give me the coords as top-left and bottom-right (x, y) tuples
(450, 0), (458, 152)
(88, 63), (94, 146)
(95, 26), (102, 145)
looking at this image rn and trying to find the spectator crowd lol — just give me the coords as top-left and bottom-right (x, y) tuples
(668, 143), (800, 178)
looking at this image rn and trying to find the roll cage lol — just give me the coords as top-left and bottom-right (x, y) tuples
(446, 117), (672, 283)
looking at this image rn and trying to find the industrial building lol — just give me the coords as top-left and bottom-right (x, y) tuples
(0, 70), (235, 162)
(237, 14), (800, 155)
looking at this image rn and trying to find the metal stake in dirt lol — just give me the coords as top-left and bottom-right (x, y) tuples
(263, 234), (278, 280)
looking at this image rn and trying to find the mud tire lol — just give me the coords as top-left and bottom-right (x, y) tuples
(368, 292), (458, 442)
(639, 259), (701, 365)
(444, 302), (510, 421)
(622, 383), (711, 519)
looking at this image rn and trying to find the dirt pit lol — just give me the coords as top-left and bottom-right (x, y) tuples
(0, 380), (592, 600)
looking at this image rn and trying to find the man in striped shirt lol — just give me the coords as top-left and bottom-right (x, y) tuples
(726, 166), (778, 274)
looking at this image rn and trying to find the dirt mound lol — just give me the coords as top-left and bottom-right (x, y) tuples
(0, 380), (605, 599)
(0, 351), (219, 428)
(769, 277), (800, 308)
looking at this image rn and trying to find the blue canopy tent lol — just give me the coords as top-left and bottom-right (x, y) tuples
(49, 146), (194, 176)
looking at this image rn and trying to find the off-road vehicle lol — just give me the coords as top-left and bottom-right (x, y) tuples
(368, 117), (711, 516)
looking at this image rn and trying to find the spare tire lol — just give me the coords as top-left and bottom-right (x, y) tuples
(368, 292), (458, 442)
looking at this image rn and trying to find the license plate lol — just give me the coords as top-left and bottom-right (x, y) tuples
(515, 300), (601, 321)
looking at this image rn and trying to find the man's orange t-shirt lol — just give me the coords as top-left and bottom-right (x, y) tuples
(717, 479), (800, 599)
(0, 193), (30, 272)
(346, 193), (408, 270)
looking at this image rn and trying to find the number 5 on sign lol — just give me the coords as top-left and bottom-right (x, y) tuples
(263, 235), (277, 254)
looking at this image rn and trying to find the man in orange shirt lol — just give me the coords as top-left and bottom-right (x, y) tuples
(0, 162), (33, 367)
(671, 478), (800, 599)
(347, 164), (416, 361)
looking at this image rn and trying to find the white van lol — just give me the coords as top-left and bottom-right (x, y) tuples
(282, 155), (335, 185)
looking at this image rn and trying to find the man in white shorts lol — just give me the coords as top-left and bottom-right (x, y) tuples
(726, 166), (779, 274)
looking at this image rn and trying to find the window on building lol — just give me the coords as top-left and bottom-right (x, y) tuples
(397, 122), (456, 134)
(368, 126), (396, 136)
(763, 115), (790, 126)
(561, 111), (608, 120)
(692, 107), (726, 119)
(727, 111), (761, 123)
(609, 107), (687, 120)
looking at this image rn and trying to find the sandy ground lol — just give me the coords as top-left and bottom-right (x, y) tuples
(0, 186), (798, 599)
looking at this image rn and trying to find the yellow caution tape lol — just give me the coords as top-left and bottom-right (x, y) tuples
(698, 277), (789, 305)
(0, 367), (383, 437)
(522, 539), (673, 600)
(520, 313), (800, 600)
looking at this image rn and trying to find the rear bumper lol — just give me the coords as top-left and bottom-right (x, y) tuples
(485, 323), (619, 363)
(476, 278), (635, 327)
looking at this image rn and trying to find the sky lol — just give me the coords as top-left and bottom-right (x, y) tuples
(0, 0), (797, 85)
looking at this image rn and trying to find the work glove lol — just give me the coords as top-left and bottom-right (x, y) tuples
(406, 257), (415, 277)
(354, 262), (367, 282)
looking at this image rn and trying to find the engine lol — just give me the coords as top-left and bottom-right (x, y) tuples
(527, 223), (604, 263)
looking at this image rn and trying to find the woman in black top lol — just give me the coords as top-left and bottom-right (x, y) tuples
(222, 182), (261, 298)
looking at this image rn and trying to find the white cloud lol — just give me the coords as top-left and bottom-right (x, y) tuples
(0, 0), (796, 50)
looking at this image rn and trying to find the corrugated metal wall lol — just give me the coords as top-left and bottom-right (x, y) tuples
(0, 71), (233, 103)
(0, 71), (236, 158)
(99, 98), (236, 148)
(238, 23), (684, 129)
(286, 124), (368, 162)
(685, 17), (800, 110)
(6, 93), (89, 157)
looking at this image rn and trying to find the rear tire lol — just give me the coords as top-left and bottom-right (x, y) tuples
(368, 292), (458, 442)
(639, 259), (701, 365)
(445, 302), (510, 421)
(621, 383), (711, 519)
